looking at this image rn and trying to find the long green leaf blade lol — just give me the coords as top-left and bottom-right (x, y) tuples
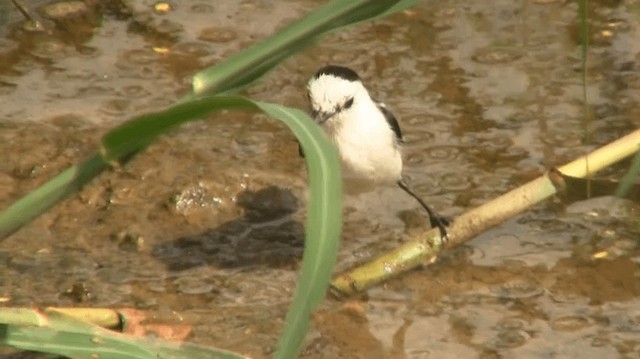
(615, 148), (640, 198)
(0, 0), (420, 356)
(0, 308), (246, 359)
(1, 0), (416, 238)
(0, 154), (108, 238)
(192, 0), (417, 95)
(3, 96), (342, 358)
(253, 103), (341, 359)
(104, 97), (343, 359)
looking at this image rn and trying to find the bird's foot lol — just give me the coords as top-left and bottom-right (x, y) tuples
(430, 214), (451, 243)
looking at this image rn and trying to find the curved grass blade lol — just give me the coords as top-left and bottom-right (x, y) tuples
(102, 97), (343, 359)
(2, 96), (342, 357)
(0, 0), (415, 239)
(0, 308), (246, 359)
(615, 147), (640, 198)
(257, 103), (341, 359)
(192, 0), (417, 96)
(0, 154), (109, 238)
(0, 0), (416, 355)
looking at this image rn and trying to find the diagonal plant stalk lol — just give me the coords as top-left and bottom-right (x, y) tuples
(331, 130), (640, 296)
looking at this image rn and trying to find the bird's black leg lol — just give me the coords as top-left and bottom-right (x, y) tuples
(397, 180), (450, 241)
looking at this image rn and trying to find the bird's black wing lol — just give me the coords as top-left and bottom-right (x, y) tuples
(376, 102), (403, 143)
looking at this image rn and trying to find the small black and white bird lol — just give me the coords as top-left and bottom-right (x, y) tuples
(306, 65), (450, 240)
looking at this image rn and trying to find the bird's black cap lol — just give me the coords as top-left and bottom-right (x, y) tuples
(313, 65), (360, 82)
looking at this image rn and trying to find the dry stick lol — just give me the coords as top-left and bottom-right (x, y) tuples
(331, 129), (640, 296)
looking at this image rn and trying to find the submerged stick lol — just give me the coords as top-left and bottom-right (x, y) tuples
(331, 129), (640, 296)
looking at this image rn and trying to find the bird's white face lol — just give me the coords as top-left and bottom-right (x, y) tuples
(305, 65), (404, 187)
(306, 72), (367, 125)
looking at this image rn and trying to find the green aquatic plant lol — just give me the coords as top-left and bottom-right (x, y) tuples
(0, 0), (418, 358)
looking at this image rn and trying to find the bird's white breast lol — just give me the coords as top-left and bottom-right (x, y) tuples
(321, 100), (403, 189)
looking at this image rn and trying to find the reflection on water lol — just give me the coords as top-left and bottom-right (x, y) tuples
(1, 0), (640, 357)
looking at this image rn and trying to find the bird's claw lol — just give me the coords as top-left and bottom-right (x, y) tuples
(430, 215), (451, 243)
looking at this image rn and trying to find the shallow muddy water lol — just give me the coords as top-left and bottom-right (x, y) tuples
(1, 0), (640, 358)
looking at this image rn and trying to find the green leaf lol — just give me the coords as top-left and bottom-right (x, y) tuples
(0, 0), (418, 357)
(260, 103), (341, 359)
(0, 308), (246, 359)
(2, 96), (343, 358)
(1, 0), (417, 238)
(192, 0), (418, 96)
(102, 97), (343, 359)
(615, 147), (640, 198)
(0, 154), (109, 239)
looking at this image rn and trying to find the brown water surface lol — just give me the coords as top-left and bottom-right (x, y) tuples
(1, 0), (640, 358)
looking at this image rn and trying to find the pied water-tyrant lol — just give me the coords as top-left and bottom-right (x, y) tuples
(305, 65), (450, 240)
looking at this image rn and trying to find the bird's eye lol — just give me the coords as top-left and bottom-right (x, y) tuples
(344, 97), (354, 109)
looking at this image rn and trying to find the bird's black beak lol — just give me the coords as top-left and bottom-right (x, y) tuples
(313, 110), (336, 125)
